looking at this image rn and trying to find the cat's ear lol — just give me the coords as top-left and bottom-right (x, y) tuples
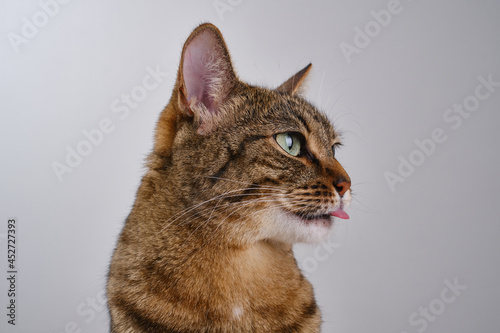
(177, 23), (238, 134)
(277, 63), (312, 95)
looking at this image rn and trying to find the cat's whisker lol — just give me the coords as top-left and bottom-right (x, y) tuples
(318, 71), (325, 106)
(157, 187), (287, 234)
(182, 196), (313, 245)
(176, 193), (292, 228)
(324, 93), (333, 112)
(206, 196), (225, 226)
(198, 200), (299, 247)
(327, 93), (343, 116)
(170, 192), (294, 234)
(214, 198), (322, 245)
(350, 181), (371, 187)
(218, 197), (313, 227)
(182, 197), (266, 244)
(350, 196), (379, 215)
(204, 176), (290, 191)
(331, 112), (355, 128)
(193, 199), (303, 247)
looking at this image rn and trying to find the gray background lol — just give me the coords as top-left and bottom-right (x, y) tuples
(1, 0), (499, 332)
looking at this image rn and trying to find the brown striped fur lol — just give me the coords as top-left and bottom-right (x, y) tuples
(107, 23), (351, 333)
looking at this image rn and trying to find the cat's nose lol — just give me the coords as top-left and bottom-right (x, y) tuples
(334, 181), (351, 197)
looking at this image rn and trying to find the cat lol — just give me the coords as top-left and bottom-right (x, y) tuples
(107, 23), (351, 333)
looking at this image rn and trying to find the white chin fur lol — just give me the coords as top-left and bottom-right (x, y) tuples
(342, 189), (352, 210)
(259, 209), (333, 244)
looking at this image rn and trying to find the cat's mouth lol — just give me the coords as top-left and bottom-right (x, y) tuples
(293, 208), (349, 222)
(292, 207), (349, 223)
(298, 213), (331, 221)
(293, 212), (331, 222)
(269, 206), (347, 244)
(266, 193), (352, 243)
(289, 189), (352, 223)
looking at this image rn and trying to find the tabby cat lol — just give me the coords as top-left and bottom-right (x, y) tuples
(107, 23), (351, 333)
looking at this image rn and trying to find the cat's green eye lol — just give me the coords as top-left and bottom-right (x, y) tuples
(275, 132), (302, 156)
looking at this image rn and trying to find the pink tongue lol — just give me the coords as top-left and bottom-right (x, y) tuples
(330, 208), (349, 220)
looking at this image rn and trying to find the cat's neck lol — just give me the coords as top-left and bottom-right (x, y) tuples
(135, 170), (302, 287)
(167, 238), (300, 303)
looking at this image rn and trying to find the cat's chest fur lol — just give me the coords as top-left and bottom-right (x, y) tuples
(110, 204), (321, 332)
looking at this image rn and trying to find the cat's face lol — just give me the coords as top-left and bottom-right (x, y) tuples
(258, 97), (351, 244)
(154, 24), (351, 245)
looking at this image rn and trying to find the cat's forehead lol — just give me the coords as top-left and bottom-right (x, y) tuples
(279, 95), (336, 135)
(244, 89), (338, 142)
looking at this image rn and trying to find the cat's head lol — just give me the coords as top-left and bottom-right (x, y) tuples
(152, 23), (351, 245)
